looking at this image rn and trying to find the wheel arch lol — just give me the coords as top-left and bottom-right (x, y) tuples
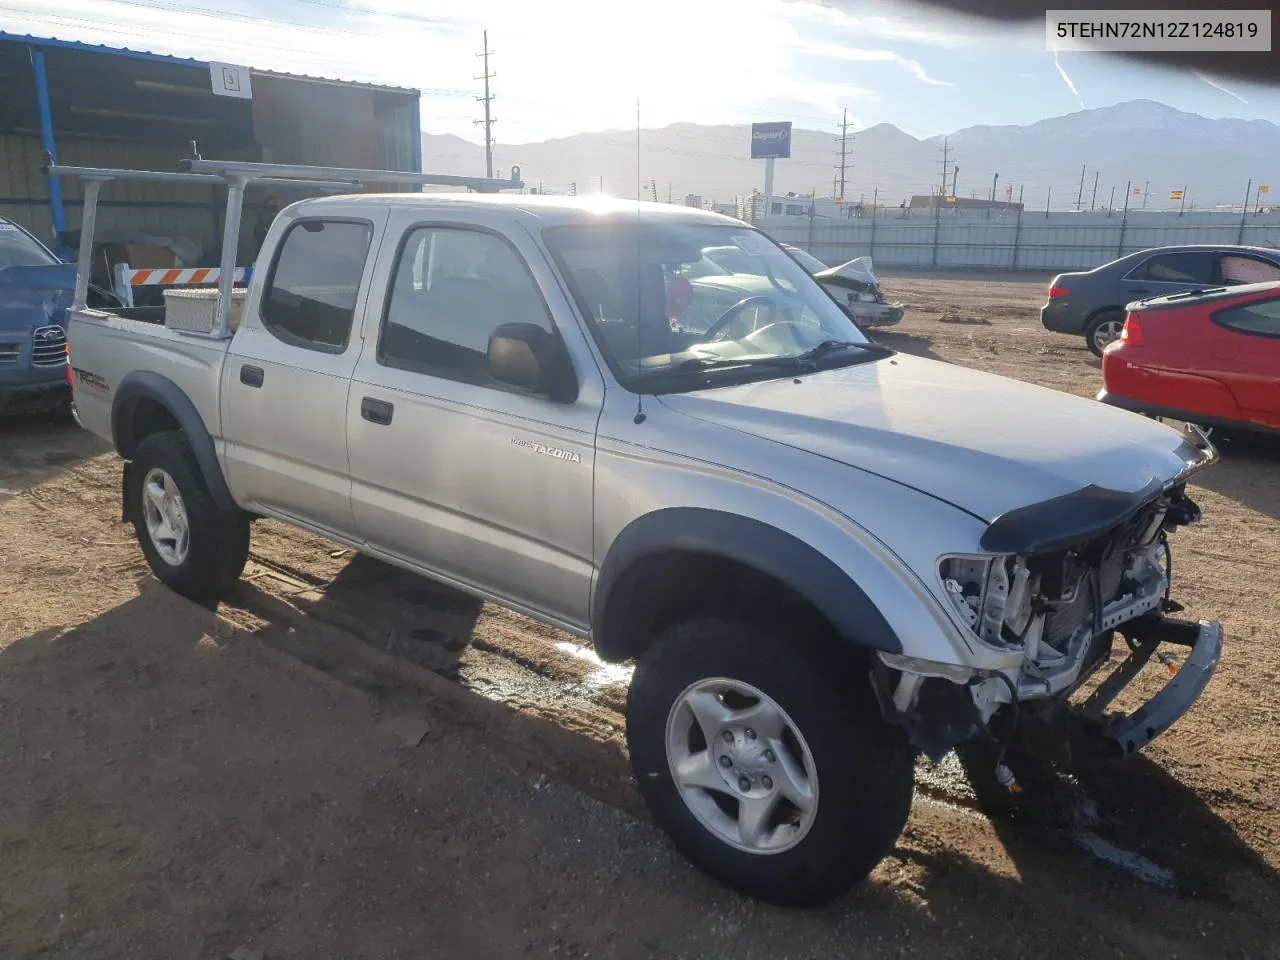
(591, 507), (903, 663)
(111, 371), (236, 513)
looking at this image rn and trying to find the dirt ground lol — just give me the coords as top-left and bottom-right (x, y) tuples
(2, 273), (1279, 959)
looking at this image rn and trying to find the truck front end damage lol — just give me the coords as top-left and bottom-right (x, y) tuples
(874, 439), (1221, 774)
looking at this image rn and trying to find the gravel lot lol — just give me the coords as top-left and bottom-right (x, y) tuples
(1, 272), (1277, 959)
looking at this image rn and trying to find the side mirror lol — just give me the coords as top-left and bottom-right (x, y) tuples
(488, 322), (576, 401)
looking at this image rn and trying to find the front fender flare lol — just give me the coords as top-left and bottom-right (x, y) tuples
(111, 370), (236, 513)
(591, 507), (903, 660)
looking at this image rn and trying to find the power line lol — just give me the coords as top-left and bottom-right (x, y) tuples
(474, 30), (496, 178)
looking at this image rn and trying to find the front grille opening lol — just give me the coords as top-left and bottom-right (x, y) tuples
(0, 342), (18, 363)
(30, 325), (67, 367)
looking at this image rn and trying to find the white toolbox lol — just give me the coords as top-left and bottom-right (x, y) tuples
(162, 287), (246, 334)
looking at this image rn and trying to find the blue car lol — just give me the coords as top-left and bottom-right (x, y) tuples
(0, 218), (120, 416)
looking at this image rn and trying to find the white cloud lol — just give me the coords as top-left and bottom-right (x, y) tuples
(1192, 71), (1248, 105)
(793, 39), (953, 86)
(1052, 50), (1084, 107)
(788, 0), (1032, 48)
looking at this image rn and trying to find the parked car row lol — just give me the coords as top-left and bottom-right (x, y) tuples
(1039, 243), (1280, 437)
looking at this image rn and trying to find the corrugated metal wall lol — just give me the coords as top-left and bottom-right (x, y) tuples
(761, 211), (1280, 271)
(0, 133), (252, 259)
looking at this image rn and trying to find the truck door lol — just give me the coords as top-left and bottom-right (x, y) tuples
(347, 214), (603, 631)
(221, 212), (386, 538)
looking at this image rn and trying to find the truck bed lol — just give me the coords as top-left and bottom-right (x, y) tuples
(67, 306), (231, 451)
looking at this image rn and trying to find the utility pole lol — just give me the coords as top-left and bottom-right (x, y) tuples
(1238, 179), (1252, 243)
(836, 108), (851, 201)
(1142, 179), (1150, 208)
(1179, 184), (1187, 217)
(474, 30), (496, 178)
(1118, 180), (1131, 257)
(990, 172), (999, 202)
(951, 165), (959, 201)
(1090, 170), (1099, 211)
(1075, 164), (1086, 211)
(1045, 185), (1052, 218)
(937, 137), (950, 209)
(1106, 184), (1115, 217)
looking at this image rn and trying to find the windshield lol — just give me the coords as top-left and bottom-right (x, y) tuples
(544, 222), (874, 393)
(0, 221), (58, 268)
(783, 246), (828, 274)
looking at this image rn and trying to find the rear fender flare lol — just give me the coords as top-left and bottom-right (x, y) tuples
(111, 371), (236, 512)
(591, 507), (903, 661)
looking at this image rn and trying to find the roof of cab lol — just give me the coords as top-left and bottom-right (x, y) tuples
(284, 192), (745, 228)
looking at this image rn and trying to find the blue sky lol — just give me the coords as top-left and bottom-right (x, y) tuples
(3, 0), (1277, 142)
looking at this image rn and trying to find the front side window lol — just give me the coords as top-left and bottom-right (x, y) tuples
(261, 220), (372, 352)
(544, 222), (880, 395)
(379, 226), (554, 387)
(1129, 252), (1216, 284)
(1214, 298), (1280, 338)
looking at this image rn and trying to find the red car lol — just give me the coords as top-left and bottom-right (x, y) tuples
(1099, 280), (1280, 435)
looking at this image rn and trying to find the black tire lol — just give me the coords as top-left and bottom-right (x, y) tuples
(127, 430), (250, 601)
(626, 618), (913, 907)
(1084, 310), (1125, 357)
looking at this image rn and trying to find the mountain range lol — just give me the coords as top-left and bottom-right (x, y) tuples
(421, 100), (1279, 211)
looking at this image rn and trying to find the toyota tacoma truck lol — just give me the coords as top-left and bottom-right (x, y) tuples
(66, 187), (1221, 907)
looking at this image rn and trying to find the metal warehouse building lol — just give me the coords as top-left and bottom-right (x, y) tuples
(0, 32), (422, 271)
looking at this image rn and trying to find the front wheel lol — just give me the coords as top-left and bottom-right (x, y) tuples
(128, 430), (250, 601)
(626, 619), (913, 907)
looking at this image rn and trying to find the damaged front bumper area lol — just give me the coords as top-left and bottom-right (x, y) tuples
(1083, 615), (1221, 758)
(873, 460), (1222, 765)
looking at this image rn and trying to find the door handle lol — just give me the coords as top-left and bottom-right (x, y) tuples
(239, 364), (264, 388)
(361, 396), (394, 425)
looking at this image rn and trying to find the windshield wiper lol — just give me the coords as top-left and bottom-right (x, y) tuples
(674, 354), (816, 372)
(672, 339), (892, 374)
(795, 339), (893, 360)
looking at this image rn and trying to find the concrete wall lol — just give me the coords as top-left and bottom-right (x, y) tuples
(760, 209), (1280, 272)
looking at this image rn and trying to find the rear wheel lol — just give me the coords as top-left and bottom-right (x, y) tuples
(128, 431), (250, 601)
(626, 618), (913, 906)
(1085, 310), (1125, 357)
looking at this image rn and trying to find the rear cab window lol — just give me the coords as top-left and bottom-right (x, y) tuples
(261, 219), (374, 353)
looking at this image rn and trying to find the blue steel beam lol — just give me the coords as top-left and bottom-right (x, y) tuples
(29, 47), (65, 257)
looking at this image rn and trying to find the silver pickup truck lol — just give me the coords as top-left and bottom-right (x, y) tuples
(66, 179), (1221, 906)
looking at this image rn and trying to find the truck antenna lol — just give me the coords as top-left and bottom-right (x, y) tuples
(633, 97), (646, 425)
